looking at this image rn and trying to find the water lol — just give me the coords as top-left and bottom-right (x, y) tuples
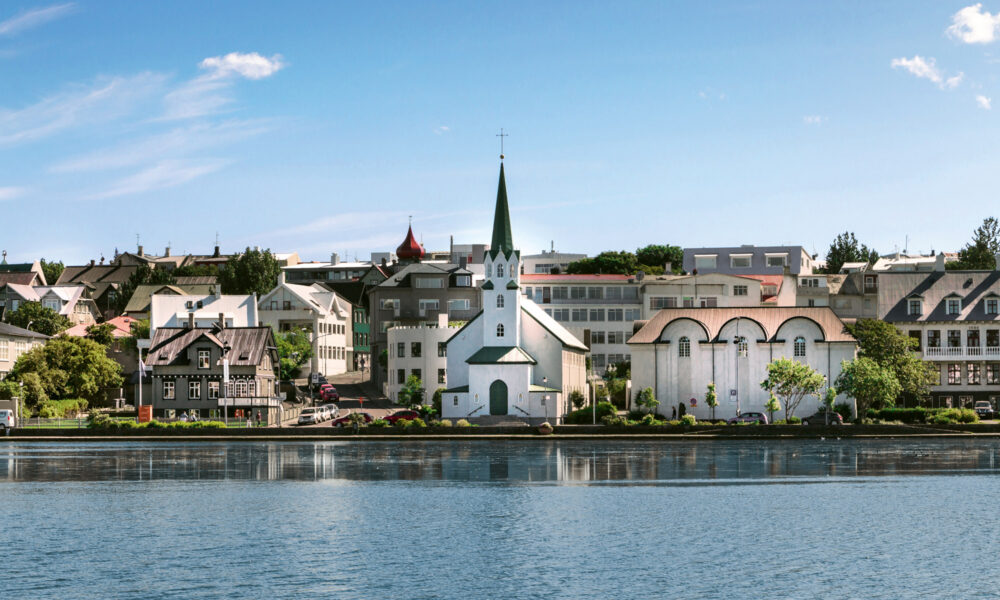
(2, 439), (1000, 599)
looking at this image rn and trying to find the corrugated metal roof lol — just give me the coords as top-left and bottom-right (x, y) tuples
(875, 271), (1000, 323)
(147, 327), (275, 367)
(465, 346), (537, 365)
(628, 307), (855, 344)
(0, 322), (50, 339)
(521, 299), (589, 350)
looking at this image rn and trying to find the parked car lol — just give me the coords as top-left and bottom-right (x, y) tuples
(318, 406), (332, 421)
(801, 410), (844, 426)
(0, 409), (15, 431)
(974, 401), (994, 420)
(298, 408), (323, 425)
(728, 412), (768, 425)
(321, 387), (340, 402)
(331, 411), (373, 427)
(384, 409), (421, 424)
(321, 403), (340, 419)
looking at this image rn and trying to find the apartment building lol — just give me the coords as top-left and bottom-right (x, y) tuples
(683, 245), (819, 276)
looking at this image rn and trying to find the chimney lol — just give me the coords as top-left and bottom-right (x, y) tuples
(330, 252), (339, 265)
(187, 312), (195, 329)
(213, 245), (221, 258)
(89, 259), (95, 267)
(459, 256), (468, 269)
(278, 271), (286, 285)
(137, 245), (144, 257)
(218, 312), (225, 329)
(994, 253), (1000, 271)
(381, 257), (387, 267)
(214, 284), (222, 297)
(663, 261), (672, 273)
(934, 253), (946, 272)
(164, 246), (170, 257)
(437, 313), (448, 328)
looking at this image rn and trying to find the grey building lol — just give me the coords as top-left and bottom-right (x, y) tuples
(683, 245), (819, 276)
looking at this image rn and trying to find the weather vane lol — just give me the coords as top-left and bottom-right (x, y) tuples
(496, 128), (508, 160)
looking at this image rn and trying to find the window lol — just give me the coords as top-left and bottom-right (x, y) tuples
(497, 324), (505, 337)
(496, 264), (505, 278)
(762, 285), (778, 297)
(969, 328), (981, 348)
(928, 330), (941, 348)
(624, 309), (641, 321)
(397, 343), (405, 357)
(605, 287), (622, 300)
(948, 330), (961, 348)
(683, 297), (695, 308)
(189, 380), (201, 400)
(448, 299), (470, 311)
(438, 342), (447, 357)
(552, 309), (569, 321)
(397, 369), (405, 385)
(607, 331), (625, 344)
(163, 381), (175, 399)
(572, 309), (587, 322)
(969, 363), (981, 385)
(694, 255), (717, 270)
(552, 287), (568, 300)
(946, 298), (961, 315)
(794, 336), (806, 358)
(988, 364), (1000, 385)
(864, 276), (877, 290)
(589, 309), (605, 321)
(570, 287), (586, 299)
(608, 309), (624, 321)
(419, 299), (439, 312)
(496, 294), (505, 309)
(587, 287), (603, 300)
(649, 297), (677, 310)
(236, 380), (248, 397)
(43, 299), (60, 311)
(591, 331), (605, 344)
(209, 381), (219, 399)
(411, 342), (421, 358)
(730, 255), (752, 268)
(699, 298), (717, 308)
(732, 285), (748, 297)
(766, 254), (787, 267)
(736, 336), (748, 357)
(381, 298), (399, 310)
(453, 396), (459, 406)
(678, 336), (690, 357)
(0, 341), (7, 361)
(283, 300), (292, 310)
(948, 363), (961, 385)
(438, 369), (446, 384)
(198, 350), (210, 369)
(987, 298), (1000, 315)
(414, 277), (443, 288)
(622, 287), (639, 300)
(908, 299), (922, 315)
(412, 369), (421, 381)
(455, 275), (471, 287)
(591, 354), (606, 370)
(989, 329), (1000, 348)
(608, 353), (626, 365)
(807, 299), (816, 307)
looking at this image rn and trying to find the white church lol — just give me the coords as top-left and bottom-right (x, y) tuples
(443, 161), (588, 422)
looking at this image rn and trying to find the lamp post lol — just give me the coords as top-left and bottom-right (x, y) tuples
(222, 340), (232, 425)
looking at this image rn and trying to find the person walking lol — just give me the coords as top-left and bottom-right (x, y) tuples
(255, 410), (262, 428)
(246, 413), (252, 428)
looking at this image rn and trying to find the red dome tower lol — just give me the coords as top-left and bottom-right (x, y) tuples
(396, 223), (425, 262)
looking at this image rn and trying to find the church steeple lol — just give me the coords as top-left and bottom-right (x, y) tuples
(489, 162), (514, 259)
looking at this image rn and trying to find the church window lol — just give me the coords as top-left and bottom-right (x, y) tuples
(794, 336), (806, 358)
(497, 294), (505, 309)
(497, 263), (505, 278)
(497, 324), (505, 337)
(678, 337), (690, 357)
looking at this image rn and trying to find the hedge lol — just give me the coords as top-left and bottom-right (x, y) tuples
(564, 401), (617, 424)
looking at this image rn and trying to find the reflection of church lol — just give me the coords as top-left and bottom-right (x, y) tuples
(443, 161), (588, 422)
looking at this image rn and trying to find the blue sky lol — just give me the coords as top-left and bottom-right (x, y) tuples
(2, 1), (1000, 264)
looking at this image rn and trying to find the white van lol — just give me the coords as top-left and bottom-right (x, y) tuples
(0, 409), (15, 431)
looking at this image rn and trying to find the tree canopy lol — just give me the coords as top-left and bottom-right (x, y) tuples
(947, 217), (999, 270)
(836, 357), (901, 420)
(566, 244), (684, 275)
(5, 301), (71, 336)
(398, 374), (425, 406)
(219, 247), (282, 298)
(636, 244), (683, 273)
(85, 323), (117, 347)
(39, 259), (64, 285)
(844, 319), (937, 400)
(274, 327), (312, 380)
(823, 231), (880, 274)
(8, 336), (123, 405)
(171, 264), (221, 278)
(760, 358), (826, 420)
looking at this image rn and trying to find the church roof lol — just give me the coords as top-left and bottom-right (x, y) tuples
(465, 345), (537, 365)
(487, 163), (518, 261)
(520, 299), (589, 350)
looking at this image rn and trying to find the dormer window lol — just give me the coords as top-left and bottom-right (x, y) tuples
(908, 299), (922, 316)
(186, 301), (194, 309)
(496, 263), (505, 278)
(946, 298), (962, 315)
(987, 298), (999, 315)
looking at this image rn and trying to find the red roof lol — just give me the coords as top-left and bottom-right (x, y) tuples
(736, 274), (783, 302)
(396, 225), (425, 260)
(63, 314), (138, 338)
(521, 274), (634, 282)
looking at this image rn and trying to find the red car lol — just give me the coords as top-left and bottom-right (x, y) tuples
(331, 411), (373, 427)
(320, 387), (340, 401)
(383, 410), (420, 424)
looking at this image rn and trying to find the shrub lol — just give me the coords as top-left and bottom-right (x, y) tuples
(788, 416), (801, 424)
(640, 413), (664, 426)
(438, 419), (453, 427)
(146, 420), (168, 429)
(38, 403), (59, 419)
(601, 414), (629, 426)
(866, 407), (935, 423)
(569, 390), (586, 410)
(455, 419), (471, 427)
(667, 420), (681, 426)
(930, 408), (978, 424)
(199, 421), (227, 429)
(564, 401), (616, 425)
(410, 418), (427, 428)
(679, 414), (696, 426)
(369, 419), (390, 428)
(834, 402), (854, 422)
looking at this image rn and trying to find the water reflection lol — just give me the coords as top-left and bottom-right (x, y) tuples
(2, 439), (1000, 483)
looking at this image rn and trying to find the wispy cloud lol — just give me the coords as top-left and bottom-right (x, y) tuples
(977, 94), (992, 109)
(948, 4), (1000, 44)
(803, 115), (826, 125)
(0, 72), (165, 146)
(84, 159), (230, 200)
(433, 125), (450, 135)
(0, 186), (26, 201)
(891, 55), (963, 89)
(162, 52), (285, 121)
(0, 3), (75, 37)
(199, 52), (284, 80)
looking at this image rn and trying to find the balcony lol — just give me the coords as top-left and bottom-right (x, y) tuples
(217, 396), (282, 408)
(923, 346), (1000, 360)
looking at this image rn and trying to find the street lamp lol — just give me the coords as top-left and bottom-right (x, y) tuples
(222, 340), (232, 425)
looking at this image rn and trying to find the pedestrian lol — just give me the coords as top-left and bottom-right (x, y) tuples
(671, 406), (677, 420)
(246, 413), (252, 428)
(256, 410), (262, 428)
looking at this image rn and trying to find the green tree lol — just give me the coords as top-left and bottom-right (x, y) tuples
(636, 244), (683, 274)
(948, 217), (1000, 270)
(760, 358), (826, 421)
(845, 319), (937, 401)
(171, 264), (220, 278)
(835, 357), (901, 422)
(398, 374), (425, 407)
(5, 301), (72, 336)
(823, 232), (879, 274)
(85, 323), (117, 347)
(432, 387), (445, 415)
(219, 247), (282, 298)
(821, 387), (838, 425)
(764, 393), (781, 424)
(114, 263), (176, 314)
(8, 336), (122, 406)
(569, 389), (586, 410)
(39, 258), (64, 285)
(705, 382), (719, 421)
(566, 251), (641, 275)
(274, 328), (312, 380)
(635, 387), (659, 413)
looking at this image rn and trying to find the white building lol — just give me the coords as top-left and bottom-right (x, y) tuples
(629, 307), (856, 421)
(258, 273), (352, 378)
(443, 162), (588, 422)
(1, 284), (100, 326)
(386, 314), (459, 403)
(149, 289), (258, 338)
(0, 322), (49, 379)
(521, 248), (587, 275)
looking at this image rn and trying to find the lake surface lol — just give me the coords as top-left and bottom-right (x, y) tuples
(2, 439), (1000, 599)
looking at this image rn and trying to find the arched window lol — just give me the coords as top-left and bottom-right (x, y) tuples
(497, 294), (505, 308)
(497, 324), (505, 337)
(486, 263), (492, 277)
(497, 263), (505, 278)
(736, 336), (748, 357)
(794, 336), (806, 358)
(678, 336), (690, 357)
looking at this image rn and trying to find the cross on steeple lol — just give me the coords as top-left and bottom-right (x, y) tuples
(496, 128), (508, 160)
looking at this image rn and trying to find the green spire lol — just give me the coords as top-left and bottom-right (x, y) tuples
(490, 162), (514, 257)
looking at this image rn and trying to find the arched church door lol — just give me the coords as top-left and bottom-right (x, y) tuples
(489, 380), (508, 415)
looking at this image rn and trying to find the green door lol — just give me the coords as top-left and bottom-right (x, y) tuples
(489, 380), (508, 415)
